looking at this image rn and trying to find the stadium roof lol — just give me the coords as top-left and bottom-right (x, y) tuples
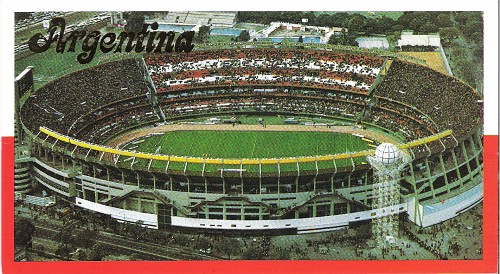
(397, 30), (441, 47)
(356, 37), (389, 49)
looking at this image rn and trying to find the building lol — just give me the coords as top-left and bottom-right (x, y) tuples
(16, 45), (483, 234)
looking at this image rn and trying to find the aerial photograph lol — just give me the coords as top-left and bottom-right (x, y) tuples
(13, 10), (484, 263)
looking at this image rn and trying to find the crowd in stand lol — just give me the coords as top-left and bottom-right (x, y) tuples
(145, 49), (385, 70)
(22, 49), (481, 154)
(145, 49), (383, 94)
(377, 61), (482, 140)
(21, 59), (149, 136)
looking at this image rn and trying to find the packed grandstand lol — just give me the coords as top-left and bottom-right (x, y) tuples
(17, 44), (483, 233)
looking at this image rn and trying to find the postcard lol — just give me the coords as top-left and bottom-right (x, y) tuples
(1, 1), (498, 273)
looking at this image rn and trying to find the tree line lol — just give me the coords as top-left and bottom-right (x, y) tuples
(238, 11), (482, 38)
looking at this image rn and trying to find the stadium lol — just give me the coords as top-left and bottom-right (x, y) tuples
(16, 42), (483, 234)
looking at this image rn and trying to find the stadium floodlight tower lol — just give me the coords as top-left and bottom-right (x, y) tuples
(368, 143), (409, 248)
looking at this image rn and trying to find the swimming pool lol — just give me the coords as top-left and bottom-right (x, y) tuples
(153, 24), (196, 33)
(210, 28), (243, 36)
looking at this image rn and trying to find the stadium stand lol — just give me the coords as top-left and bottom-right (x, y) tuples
(19, 45), (483, 233)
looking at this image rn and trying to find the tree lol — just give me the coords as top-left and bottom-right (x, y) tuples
(87, 243), (108, 261)
(374, 16), (396, 34)
(237, 30), (250, 42)
(196, 238), (211, 251)
(409, 17), (426, 32)
(124, 12), (145, 33)
(328, 34), (341, 45)
(56, 227), (74, 248)
(435, 13), (453, 28)
(55, 245), (71, 260)
(15, 12), (31, 22)
(420, 22), (438, 34)
(242, 246), (265, 260)
(462, 20), (483, 41)
(454, 11), (482, 26)
(73, 229), (96, 249)
(196, 25), (211, 43)
(14, 218), (35, 248)
(77, 250), (87, 261)
(439, 27), (460, 44)
(217, 238), (241, 260)
(391, 24), (404, 33)
(328, 28), (357, 46)
(347, 15), (366, 33)
(269, 249), (291, 260)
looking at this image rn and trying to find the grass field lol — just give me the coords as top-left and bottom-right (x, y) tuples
(124, 130), (370, 172)
(133, 130), (369, 159)
(15, 12), (102, 44)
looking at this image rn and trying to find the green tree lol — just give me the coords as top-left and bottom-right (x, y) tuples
(391, 24), (404, 33)
(269, 249), (291, 260)
(14, 218), (35, 248)
(347, 15), (366, 33)
(242, 246), (265, 260)
(73, 229), (96, 249)
(409, 17), (426, 32)
(197, 237), (211, 250)
(196, 25), (211, 43)
(329, 28), (356, 46)
(55, 245), (71, 260)
(237, 30), (250, 42)
(218, 238), (241, 260)
(435, 13), (453, 28)
(15, 12), (31, 22)
(87, 243), (108, 261)
(77, 250), (87, 261)
(124, 12), (145, 33)
(420, 22), (438, 34)
(439, 27), (460, 44)
(56, 227), (74, 248)
(462, 20), (483, 41)
(374, 16), (396, 34)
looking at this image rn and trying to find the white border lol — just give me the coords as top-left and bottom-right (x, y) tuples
(1, 0), (497, 136)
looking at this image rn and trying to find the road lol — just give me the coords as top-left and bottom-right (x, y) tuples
(32, 220), (220, 261)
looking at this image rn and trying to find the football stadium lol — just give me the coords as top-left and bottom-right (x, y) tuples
(15, 36), (483, 234)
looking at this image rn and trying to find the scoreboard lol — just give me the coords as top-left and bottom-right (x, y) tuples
(15, 66), (34, 98)
(15, 66), (34, 143)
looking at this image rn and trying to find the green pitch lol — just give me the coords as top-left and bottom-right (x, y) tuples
(120, 130), (373, 174)
(135, 130), (368, 157)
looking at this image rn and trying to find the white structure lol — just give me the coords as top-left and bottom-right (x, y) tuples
(397, 30), (441, 48)
(110, 12), (124, 26)
(368, 143), (409, 247)
(256, 21), (346, 44)
(356, 37), (390, 49)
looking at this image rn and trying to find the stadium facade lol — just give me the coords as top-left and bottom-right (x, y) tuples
(16, 44), (483, 234)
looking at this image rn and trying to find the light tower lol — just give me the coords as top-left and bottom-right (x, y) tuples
(368, 143), (409, 248)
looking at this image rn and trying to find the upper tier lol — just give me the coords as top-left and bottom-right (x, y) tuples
(20, 48), (482, 144)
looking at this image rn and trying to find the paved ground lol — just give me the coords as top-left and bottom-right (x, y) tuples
(17, 201), (483, 261)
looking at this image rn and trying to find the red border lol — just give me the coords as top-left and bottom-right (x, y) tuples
(2, 135), (498, 274)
